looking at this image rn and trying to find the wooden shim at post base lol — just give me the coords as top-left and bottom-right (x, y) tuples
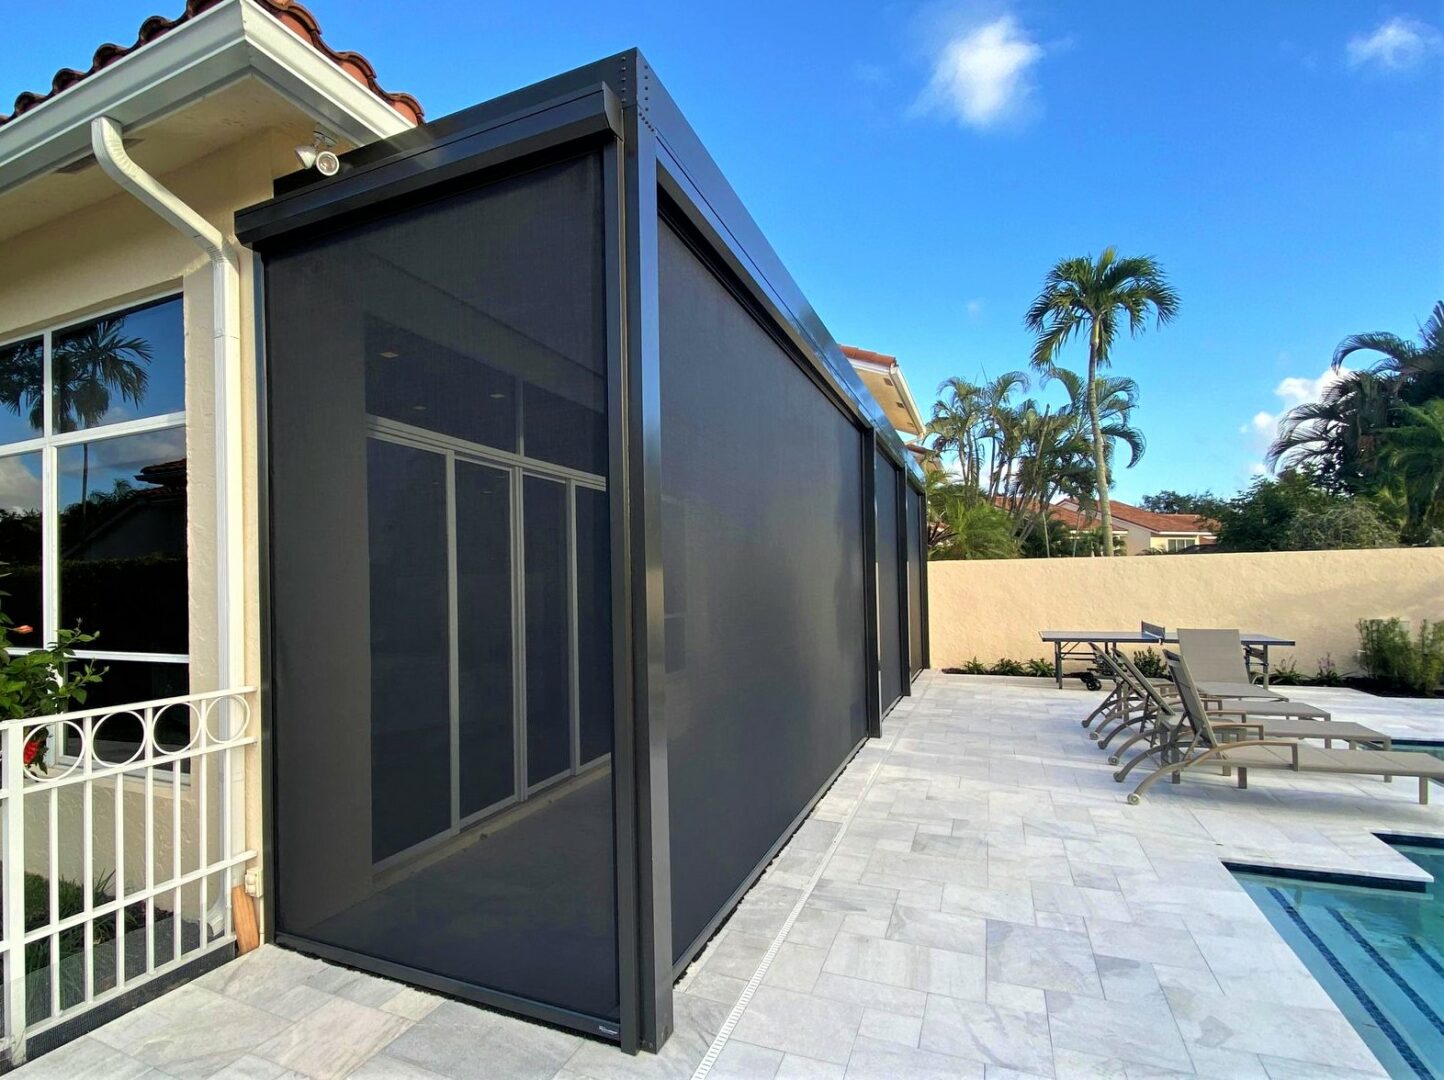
(232, 885), (260, 955)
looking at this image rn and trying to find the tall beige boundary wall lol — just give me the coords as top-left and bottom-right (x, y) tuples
(928, 548), (1444, 674)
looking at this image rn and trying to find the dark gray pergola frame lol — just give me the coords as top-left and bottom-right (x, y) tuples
(239, 49), (928, 1055)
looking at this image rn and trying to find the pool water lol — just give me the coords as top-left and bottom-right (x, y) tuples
(1236, 844), (1444, 1079)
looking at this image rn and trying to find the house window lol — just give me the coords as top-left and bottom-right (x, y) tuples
(0, 295), (188, 751)
(1166, 537), (1191, 552)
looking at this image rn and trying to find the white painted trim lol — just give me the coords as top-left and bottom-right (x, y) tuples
(368, 415), (608, 488)
(846, 355), (926, 438)
(889, 362), (927, 438)
(0, 0), (412, 198)
(50, 413), (187, 448)
(236, 0), (414, 145)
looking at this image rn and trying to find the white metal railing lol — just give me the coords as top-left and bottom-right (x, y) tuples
(0, 687), (256, 1065)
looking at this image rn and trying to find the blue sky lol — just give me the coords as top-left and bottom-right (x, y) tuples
(7, 1), (1442, 500)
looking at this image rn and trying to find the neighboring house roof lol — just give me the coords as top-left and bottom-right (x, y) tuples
(840, 344), (926, 438)
(1045, 501), (1128, 534)
(997, 496), (1216, 537)
(1058, 498), (1217, 536)
(1, 0), (423, 129)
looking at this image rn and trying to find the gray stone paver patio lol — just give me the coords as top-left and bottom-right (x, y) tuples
(15, 674), (1444, 1079)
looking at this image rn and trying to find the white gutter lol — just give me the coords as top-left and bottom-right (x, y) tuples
(0, 0), (411, 197)
(91, 115), (244, 696)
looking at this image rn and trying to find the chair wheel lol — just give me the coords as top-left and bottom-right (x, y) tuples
(1113, 771), (1124, 782)
(1080, 720), (1090, 727)
(1127, 793), (1141, 805)
(1108, 756), (1119, 766)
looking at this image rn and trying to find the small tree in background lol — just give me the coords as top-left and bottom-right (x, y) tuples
(1285, 502), (1398, 551)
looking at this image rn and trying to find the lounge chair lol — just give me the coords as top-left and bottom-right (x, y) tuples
(1127, 653), (1439, 805)
(1166, 651), (1388, 750)
(1100, 651), (1389, 781)
(1090, 651), (1183, 771)
(1084, 644), (1175, 742)
(1175, 628), (1286, 700)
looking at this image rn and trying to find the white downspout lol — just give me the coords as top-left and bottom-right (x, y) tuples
(91, 115), (248, 925)
(90, 114), (244, 693)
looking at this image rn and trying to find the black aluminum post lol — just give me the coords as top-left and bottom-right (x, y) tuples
(896, 463), (913, 694)
(861, 429), (882, 738)
(916, 479), (931, 671)
(602, 138), (642, 1053)
(620, 52), (674, 1053)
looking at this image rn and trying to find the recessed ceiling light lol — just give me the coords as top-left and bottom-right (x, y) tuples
(380, 350), (400, 358)
(489, 392), (507, 399)
(411, 404), (427, 412)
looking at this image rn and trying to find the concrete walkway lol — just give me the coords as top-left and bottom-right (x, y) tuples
(15, 675), (1444, 1079)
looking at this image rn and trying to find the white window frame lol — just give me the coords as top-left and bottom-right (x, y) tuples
(366, 417), (610, 873)
(0, 291), (190, 762)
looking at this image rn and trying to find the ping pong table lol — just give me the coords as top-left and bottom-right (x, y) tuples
(1039, 622), (1296, 689)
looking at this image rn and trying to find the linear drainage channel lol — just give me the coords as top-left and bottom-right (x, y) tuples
(1231, 840), (1444, 1079)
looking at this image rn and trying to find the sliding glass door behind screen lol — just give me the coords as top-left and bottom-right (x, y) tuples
(368, 419), (608, 870)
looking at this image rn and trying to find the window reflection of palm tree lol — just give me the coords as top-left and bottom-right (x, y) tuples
(0, 319), (151, 538)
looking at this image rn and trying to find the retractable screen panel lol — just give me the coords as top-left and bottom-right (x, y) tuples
(876, 451), (904, 708)
(263, 154), (619, 1027)
(659, 221), (868, 964)
(906, 483), (924, 676)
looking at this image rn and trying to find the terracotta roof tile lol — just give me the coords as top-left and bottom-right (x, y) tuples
(1101, 500), (1217, 534)
(1, 0), (423, 129)
(994, 496), (1216, 536)
(839, 344), (898, 367)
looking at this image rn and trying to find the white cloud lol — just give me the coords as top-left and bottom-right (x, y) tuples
(911, 14), (1044, 129)
(966, 298), (985, 319)
(0, 456), (40, 513)
(1347, 16), (1443, 71)
(1248, 462), (1269, 477)
(1274, 367), (1351, 409)
(1242, 364), (1353, 463)
(1238, 411), (1275, 437)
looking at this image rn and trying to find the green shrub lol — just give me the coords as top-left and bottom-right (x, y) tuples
(1358, 618), (1444, 695)
(1314, 654), (1345, 687)
(1268, 658), (1305, 685)
(1285, 503), (1398, 551)
(1025, 658), (1055, 678)
(989, 659), (1027, 677)
(1132, 648), (1167, 679)
(962, 657), (988, 675)
(11, 870), (142, 976)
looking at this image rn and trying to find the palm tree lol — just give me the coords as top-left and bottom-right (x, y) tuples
(0, 320), (152, 545)
(52, 320), (151, 537)
(1046, 368), (1147, 477)
(924, 470), (1019, 560)
(1381, 400), (1444, 536)
(1331, 301), (1444, 404)
(51, 319), (152, 435)
(1266, 370), (1396, 489)
(927, 371), (1030, 498)
(1270, 302), (1444, 535)
(1025, 249), (1179, 554)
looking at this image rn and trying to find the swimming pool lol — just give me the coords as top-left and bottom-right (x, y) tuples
(1235, 842), (1444, 1079)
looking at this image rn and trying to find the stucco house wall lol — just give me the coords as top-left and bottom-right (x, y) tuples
(929, 547), (1444, 674)
(0, 131), (291, 899)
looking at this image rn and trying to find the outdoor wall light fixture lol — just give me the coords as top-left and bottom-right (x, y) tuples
(295, 130), (339, 176)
